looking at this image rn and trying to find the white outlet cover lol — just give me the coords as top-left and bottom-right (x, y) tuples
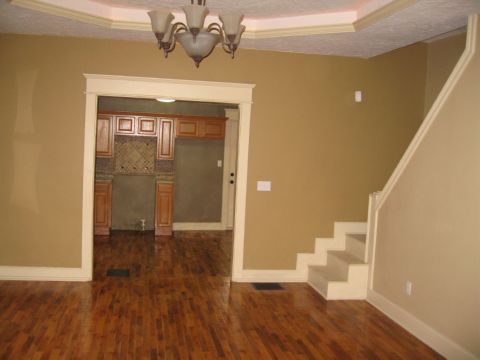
(355, 90), (362, 103)
(217, 160), (222, 167)
(406, 281), (413, 295)
(257, 181), (271, 192)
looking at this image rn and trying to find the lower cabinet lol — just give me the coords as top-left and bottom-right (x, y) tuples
(155, 182), (174, 236)
(94, 180), (112, 235)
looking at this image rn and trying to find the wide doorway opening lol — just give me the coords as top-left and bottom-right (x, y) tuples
(92, 96), (239, 279)
(82, 75), (254, 282)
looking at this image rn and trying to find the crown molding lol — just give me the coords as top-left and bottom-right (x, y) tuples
(354, 0), (416, 31)
(245, 23), (355, 39)
(9, 0), (415, 40)
(10, 0), (112, 28)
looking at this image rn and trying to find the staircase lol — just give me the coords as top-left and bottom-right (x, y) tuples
(296, 222), (369, 300)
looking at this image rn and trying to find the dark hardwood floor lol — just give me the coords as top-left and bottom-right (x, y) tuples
(0, 231), (442, 359)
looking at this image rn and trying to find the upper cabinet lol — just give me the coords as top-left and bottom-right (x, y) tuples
(138, 117), (157, 136)
(115, 116), (136, 135)
(176, 119), (198, 138)
(201, 119), (225, 139)
(96, 115), (114, 157)
(176, 118), (225, 140)
(157, 118), (175, 160)
(96, 112), (226, 160)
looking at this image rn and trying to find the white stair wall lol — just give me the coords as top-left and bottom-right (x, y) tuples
(296, 222), (368, 300)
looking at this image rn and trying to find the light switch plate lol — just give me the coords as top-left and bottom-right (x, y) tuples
(217, 160), (222, 167)
(257, 181), (271, 191)
(355, 90), (362, 103)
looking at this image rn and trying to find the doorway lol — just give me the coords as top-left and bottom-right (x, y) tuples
(82, 75), (254, 281)
(93, 97), (238, 233)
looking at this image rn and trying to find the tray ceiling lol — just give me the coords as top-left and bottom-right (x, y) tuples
(0, 0), (479, 58)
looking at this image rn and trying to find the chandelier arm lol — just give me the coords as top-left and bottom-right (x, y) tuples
(218, 33), (234, 55)
(206, 22), (222, 33)
(159, 22), (187, 58)
(172, 22), (188, 35)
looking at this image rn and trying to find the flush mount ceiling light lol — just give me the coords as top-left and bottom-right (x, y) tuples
(156, 97), (176, 103)
(148, 0), (245, 68)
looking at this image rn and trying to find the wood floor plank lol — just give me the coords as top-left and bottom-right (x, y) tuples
(0, 230), (443, 359)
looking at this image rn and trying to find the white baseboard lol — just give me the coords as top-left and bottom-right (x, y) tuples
(232, 269), (306, 283)
(0, 266), (91, 282)
(172, 222), (226, 231)
(367, 289), (477, 360)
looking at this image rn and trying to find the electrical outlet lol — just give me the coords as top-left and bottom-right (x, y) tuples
(257, 181), (271, 191)
(406, 281), (413, 296)
(355, 90), (363, 103)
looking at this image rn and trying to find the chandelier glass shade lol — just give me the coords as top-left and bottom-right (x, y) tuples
(148, 0), (245, 67)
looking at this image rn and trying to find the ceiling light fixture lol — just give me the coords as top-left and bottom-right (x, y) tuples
(148, 0), (245, 68)
(156, 97), (176, 103)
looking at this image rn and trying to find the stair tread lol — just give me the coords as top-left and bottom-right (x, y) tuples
(329, 250), (366, 264)
(308, 265), (348, 282)
(346, 233), (366, 243)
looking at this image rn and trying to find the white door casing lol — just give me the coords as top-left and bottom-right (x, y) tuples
(83, 75), (255, 281)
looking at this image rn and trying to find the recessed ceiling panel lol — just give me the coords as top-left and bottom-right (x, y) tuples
(90, 0), (363, 17)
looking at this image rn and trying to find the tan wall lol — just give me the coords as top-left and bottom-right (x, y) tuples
(373, 23), (480, 355)
(424, 32), (466, 114)
(0, 34), (426, 268)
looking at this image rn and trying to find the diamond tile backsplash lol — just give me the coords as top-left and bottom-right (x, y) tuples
(95, 157), (114, 173)
(114, 135), (156, 175)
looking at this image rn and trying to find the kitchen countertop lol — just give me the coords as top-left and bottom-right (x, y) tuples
(95, 172), (174, 183)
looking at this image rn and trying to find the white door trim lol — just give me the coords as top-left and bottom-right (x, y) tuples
(83, 74), (255, 281)
(221, 109), (239, 230)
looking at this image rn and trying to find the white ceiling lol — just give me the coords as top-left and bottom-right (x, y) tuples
(0, 0), (478, 58)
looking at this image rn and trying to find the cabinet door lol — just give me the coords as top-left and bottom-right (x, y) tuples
(94, 181), (112, 235)
(138, 117), (157, 136)
(96, 116), (113, 157)
(157, 119), (175, 160)
(200, 119), (225, 139)
(155, 182), (173, 236)
(115, 116), (136, 135)
(176, 119), (198, 138)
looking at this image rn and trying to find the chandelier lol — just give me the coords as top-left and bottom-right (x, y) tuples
(148, 0), (246, 67)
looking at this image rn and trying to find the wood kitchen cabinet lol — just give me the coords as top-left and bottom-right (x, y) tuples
(155, 182), (173, 236)
(115, 116), (136, 135)
(96, 115), (114, 157)
(96, 112), (225, 161)
(176, 118), (225, 139)
(157, 118), (175, 160)
(137, 116), (158, 136)
(94, 180), (112, 235)
(200, 119), (225, 139)
(176, 119), (198, 137)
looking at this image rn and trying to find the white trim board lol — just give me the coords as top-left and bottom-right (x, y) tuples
(221, 109), (239, 230)
(172, 222), (225, 231)
(367, 290), (477, 360)
(0, 266), (89, 282)
(84, 75), (255, 283)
